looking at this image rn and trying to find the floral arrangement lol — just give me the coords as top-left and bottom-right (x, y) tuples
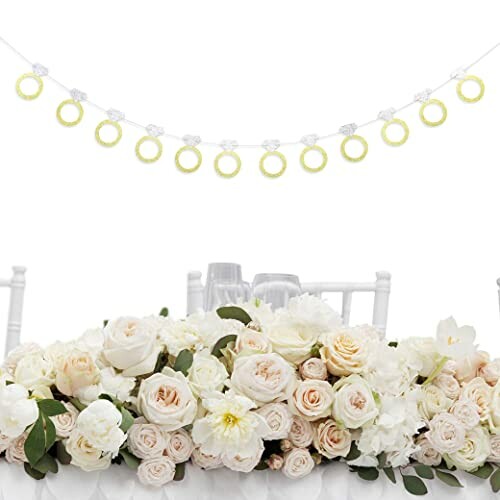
(2, 296), (500, 496)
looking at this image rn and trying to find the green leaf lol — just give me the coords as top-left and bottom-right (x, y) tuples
(43, 414), (56, 451)
(377, 452), (387, 469)
(120, 406), (135, 433)
(174, 462), (186, 481)
(490, 468), (500, 493)
(216, 306), (252, 325)
(173, 349), (194, 376)
(159, 307), (169, 317)
(24, 414), (45, 467)
(33, 453), (58, 474)
(435, 470), (463, 488)
(103, 319), (109, 327)
(56, 441), (72, 465)
(414, 464), (434, 479)
(37, 399), (67, 416)
(24, 462), (46, 480)
(211, 335), (237, 358)
(120, 449), (140, 470)
(402, 475), (428, 496)
(357, 467), (379, 481)
(384, 468), (396, 484)
(468, 463), (493, 479)
(345, 442), (361, 461)
(254, 460), (269, 470)
(68, 397), (87, 412)
(388, 341), (398, 347)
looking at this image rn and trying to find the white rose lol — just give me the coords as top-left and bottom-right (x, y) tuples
(432, 374), (461, 400)
(427, 413), (466, 454)
(76, 400), (126, 454)
(488, 435), (500, 463)
(65, 429), (112, 472)
(76, 328), (104, 359)
(319, 325), (379, 376)
(413, 434), (442, 466)
(164, 428), (194, 464)
(313, 418), (351, 459)
(289, 379), (334, 422)
(5, 433), (28, 464)
(187, 349), (228, 398)
(397, 337), (439, 378)
(488, 381), (500, 433)
(191, 447), (223, 470)
(450, 399), (480, 430)
(14, 353), (55, 389)
(100, 367), (136, 403)
(282, 448), (315, 479)
(2, 343), (43, 376)
(137, 456), (176, 487)
(234, 329), (272, 355)
(230, 353), (295, 406)
(256, 403), (293, 440)
(445, 427), (490, 472)
(0, 382), (39, 438)
(461, 377), (492, 423)
(127, 422), (166, 459)
(55, 348), (100, 397)
(137, 369), (196, 430)
(455, 351), (490, 384)
(51, 402), (79, 438)
(332, 375), (378, 429)
(479, 359), (500, 386)
(288, 415), (314, 448)
(103, 317), (162, 377)
(419, 385), (452, 421)
(299, 358), (327, 381)
(0, 433), (11, 453)
(222, 440), (264, 473)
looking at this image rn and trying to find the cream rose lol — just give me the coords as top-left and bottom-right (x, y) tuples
(127, 422), (166, 459)
(432, 374), (461, 400)
(230, 353), (295, 406)
(137, 456), (176, 487)
(288, 379), (334, 422)
(419, 385), (452, 421)
(137, 369), (196, 430)
(455, 351), (489, 384)
(187, 349), (228, 398)
(51, 402), (79, 438)
(288, 415), (314, 448)
(319, 325), (378, 376)
(445, 427), (490, 472)
(0, 433), (11, 454)
(488, 381), (500, 433)
(332, 375), (378, 429)
(267, 453), (284, 470)
(5, 433), (28, 464)
(282, 448), (315, 479)
(256, 403), (293, 440)
(427, 413), (466, 454)
(313, 418), (351, 459)
(191, 447), (223, 470)
(450, 399), (480, 430)
(65, 429), (112, 472)
(234, 329), (272, 355)
(488, 435), (500, 463)
(55, 348), (100, 397)
(299, 358), (327, 381)
(164, 428), (194, 464)
(460, 377), (492, 422)
(222, 440), (264, 473)
(479, 359), (500, 386)
(413, 434), (442, 466)
(14, 353), (55, 389)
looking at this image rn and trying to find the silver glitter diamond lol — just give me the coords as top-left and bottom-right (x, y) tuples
(146, 124), (164, 137)
(414, 88), (432, 103)
(378, 107), (396, 121)
(220, 140), (238, 151)
(301, 134), (319, 147)
(339, 123), (358, 136)
(182, 134), (201, 147)
(450, 67), (467, 80)
(70, 88), (87, 102)
(32, 63), (48, 77)
(107, 109), (125, 122)
(262, 139), (280, 152)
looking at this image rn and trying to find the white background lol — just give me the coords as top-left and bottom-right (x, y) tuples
(0, 0), (499, 354)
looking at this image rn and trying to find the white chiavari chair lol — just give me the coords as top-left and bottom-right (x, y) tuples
(497, 278), (500, 317)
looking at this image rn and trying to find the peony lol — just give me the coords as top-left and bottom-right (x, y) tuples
(51, 402), (79, 438)
(100, 367), (136, 403)
(191, 447), (223, 470)
(137, 456), (176, 487)
(460, 377), (492, 423)
(192, 390), (269, 461)
(488, 435), (500, 463)
(76, 400), (125, 454)
(103, 317), (162, 377)
(319, 325), (379, 376)
(435, 317), (477, 360)
(285, 294), (342, 332)
(427, 413), (466, 454)
(222, 440), (264, 472)
(229, 353), (295, 406)
(455, 351), (490, 383)
(413, 434), (442, 466)
(313, 418), (351, 459)
(332, 375), (378, 429)
(282, 448), (315, 479)
(2, 343), (43, 376)
(65, 429), (112, 472)
(127, 422), (166, 459)
(479, 359), (500, 386)
(234, 329), (272, 355)
(0, 381), (39, 438)
(137, 369), (197, 431)
(14, 353), (55, 389)
(419, 385), (451, 421)
(445, 427), (490, 472)
(187, 349), (228, 398)
(256, 403), (293, 440)
(288, 415), (314, 448)
(55, 348), (100, 397)
(299, 358), (327, 381)
(288, 379), (334, 422)
(432, 374), (461, 400)
(164, 428), (194, 464)
(5, 433), (28, 464)
(450, 399), (480, 430)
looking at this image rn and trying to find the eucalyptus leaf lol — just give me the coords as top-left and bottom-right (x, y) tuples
(56, 441), (72, 465)
(34, 453), (58, 474)
(357, 467), (379, 481)
(120, 449), (140, 470)
(173, 349), (194, 376)
(402, 475), (428, 496)
(383, 468), (396, 484)
(211, 335), (237, 358)
(37, 399), (67, 417)
(216, 306), (252, 325)
(120, 406), (135, 433)
(435, 470), (463, 488)
(174, 462), (186, 481)
(24, 462), (46, 480)
(468, 463), (493, 479)
(43, 414), (56, 451)
(159, 307), (169, 317)
(345, 442), (361, 461)
(490, 468), (500, 493)
(24, 414), (45, 467)
(414, 464), (434, 479)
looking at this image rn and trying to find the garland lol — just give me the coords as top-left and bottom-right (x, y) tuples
(1, 36), (499, 178)
(2, 296), (500, 495)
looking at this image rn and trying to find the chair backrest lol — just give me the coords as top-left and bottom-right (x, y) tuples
(1, 266), (26, 357)
(498, 278), (500, 317)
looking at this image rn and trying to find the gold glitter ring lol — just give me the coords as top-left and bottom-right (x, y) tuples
(340, 135), (368, 162)
(56, 99), (84, 127)
(175, 146), (202, 173)
(381, 118), (410, 147)
(214, 151), (241, 178)
(16, 73), (44, 100)
(300, 145), (328, 172)
(419, 99), (447, 127)
(456, 75), (485, 103)
(95, 120), (123, 147)
(135, 136), (163, 163)
(259, 151), (287, 178)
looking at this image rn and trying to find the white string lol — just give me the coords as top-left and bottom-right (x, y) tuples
(1, 35), (499, 149)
